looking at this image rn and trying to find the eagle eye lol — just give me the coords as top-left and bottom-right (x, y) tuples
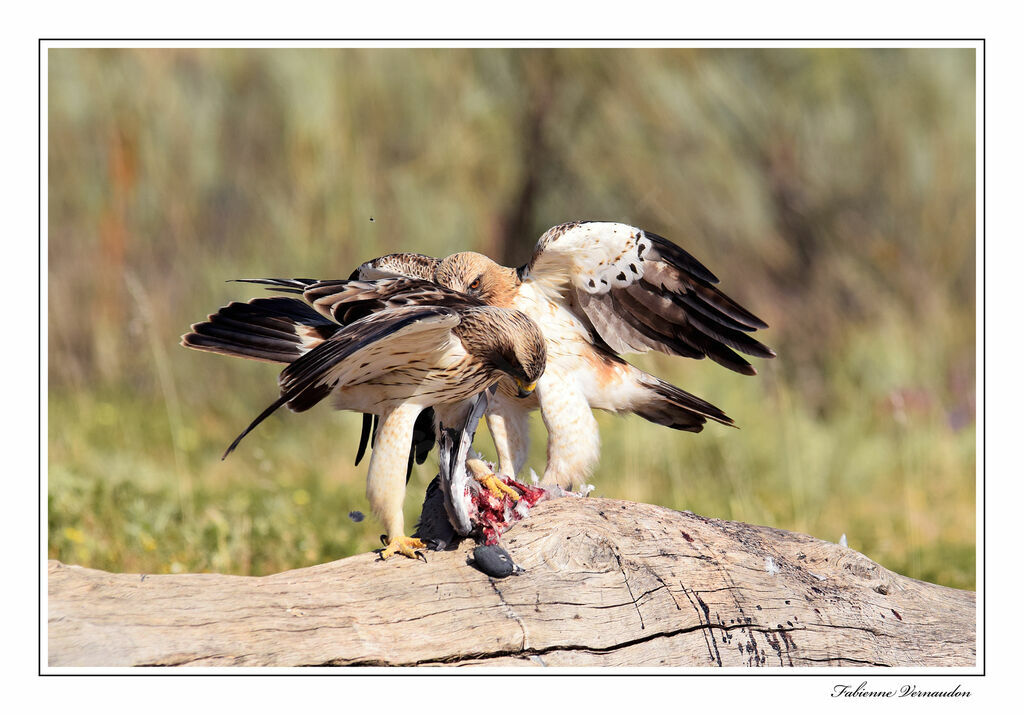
(468, 278), (481, 291)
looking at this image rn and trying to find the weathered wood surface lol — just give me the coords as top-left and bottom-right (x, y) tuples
(48, 497), (975, 667)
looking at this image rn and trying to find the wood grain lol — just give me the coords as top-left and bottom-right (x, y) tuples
(48, 497), (975, 667)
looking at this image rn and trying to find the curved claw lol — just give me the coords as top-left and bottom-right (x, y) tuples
(479, 474), (521, 502)
(379, 535), (427, 561)
(465, 457), (521, 501)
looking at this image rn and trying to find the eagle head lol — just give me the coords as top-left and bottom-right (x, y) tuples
(435, 252), (520, 308)
(455, 306), (546, 398)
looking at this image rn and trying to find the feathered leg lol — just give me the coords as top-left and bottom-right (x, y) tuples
(537, 371), (600, 489)
(366, 402), (426, 559)
(484, 390), (531, 478)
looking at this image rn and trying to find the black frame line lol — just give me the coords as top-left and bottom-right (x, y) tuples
(38, 37), (985, 677)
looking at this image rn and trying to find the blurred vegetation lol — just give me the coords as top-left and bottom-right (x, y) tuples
(47, 48), (975, 588)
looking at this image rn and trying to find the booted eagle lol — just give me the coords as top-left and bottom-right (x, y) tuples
(182, 280), (545, 559)
(352, 221), (775, 488)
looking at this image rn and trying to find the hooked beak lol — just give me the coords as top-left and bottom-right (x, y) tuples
(515, 378), (537, 399)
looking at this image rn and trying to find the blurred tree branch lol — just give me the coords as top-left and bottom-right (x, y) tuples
(487, 51), (560, 266)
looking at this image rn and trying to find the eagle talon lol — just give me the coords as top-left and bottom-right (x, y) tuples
(380, 535), (427, 560)
(465, 457), (520, 501)
(478, 474), (521, 502)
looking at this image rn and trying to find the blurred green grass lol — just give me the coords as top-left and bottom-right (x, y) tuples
(47, 48), (976, 588)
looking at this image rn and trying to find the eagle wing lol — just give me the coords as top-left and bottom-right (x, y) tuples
(524, 221), (775, 375)
(231, 277), (487, 474)
(181, 296), (339, 364)
(222, 305), (460, 458)
(236, 276), (479, 324)
(351, 252), (441, 281)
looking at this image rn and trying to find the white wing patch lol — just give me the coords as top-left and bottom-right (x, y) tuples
(529, 222), (652, 296)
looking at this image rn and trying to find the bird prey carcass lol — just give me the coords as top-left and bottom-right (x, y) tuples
(352, 221), (775, 489)
(181, 278), (546, 560)
(411, 386), (564, 556)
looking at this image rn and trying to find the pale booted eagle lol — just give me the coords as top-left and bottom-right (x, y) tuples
(353, 221), (775, 488)
(182, 280), (546, 559)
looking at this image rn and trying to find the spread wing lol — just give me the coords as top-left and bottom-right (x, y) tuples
(237, 276), (470, 476)
(222, 305), (460, 458)
(523, 221), (775, 375)
(182, 296), (339, 364)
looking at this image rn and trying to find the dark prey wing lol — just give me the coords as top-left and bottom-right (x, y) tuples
(222, 305), (459, 459)
(525, 221), (775, 375)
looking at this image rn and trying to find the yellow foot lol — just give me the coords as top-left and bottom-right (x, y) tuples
(466, 458), (520, 501)
(380, 535), (427, 561)
(481, 475), (521, 501)
(466, 462), (521, 503)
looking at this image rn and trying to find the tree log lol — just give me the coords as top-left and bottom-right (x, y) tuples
(47, 497), (975, 667)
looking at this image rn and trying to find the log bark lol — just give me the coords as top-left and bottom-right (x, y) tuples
(47, 497), (975, 667)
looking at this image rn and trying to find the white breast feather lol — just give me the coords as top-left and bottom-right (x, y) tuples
(513, 281), (591, 361)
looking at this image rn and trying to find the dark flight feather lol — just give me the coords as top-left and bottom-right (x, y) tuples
(182, 297), (338, 364)
(631, 375), (735, 432)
